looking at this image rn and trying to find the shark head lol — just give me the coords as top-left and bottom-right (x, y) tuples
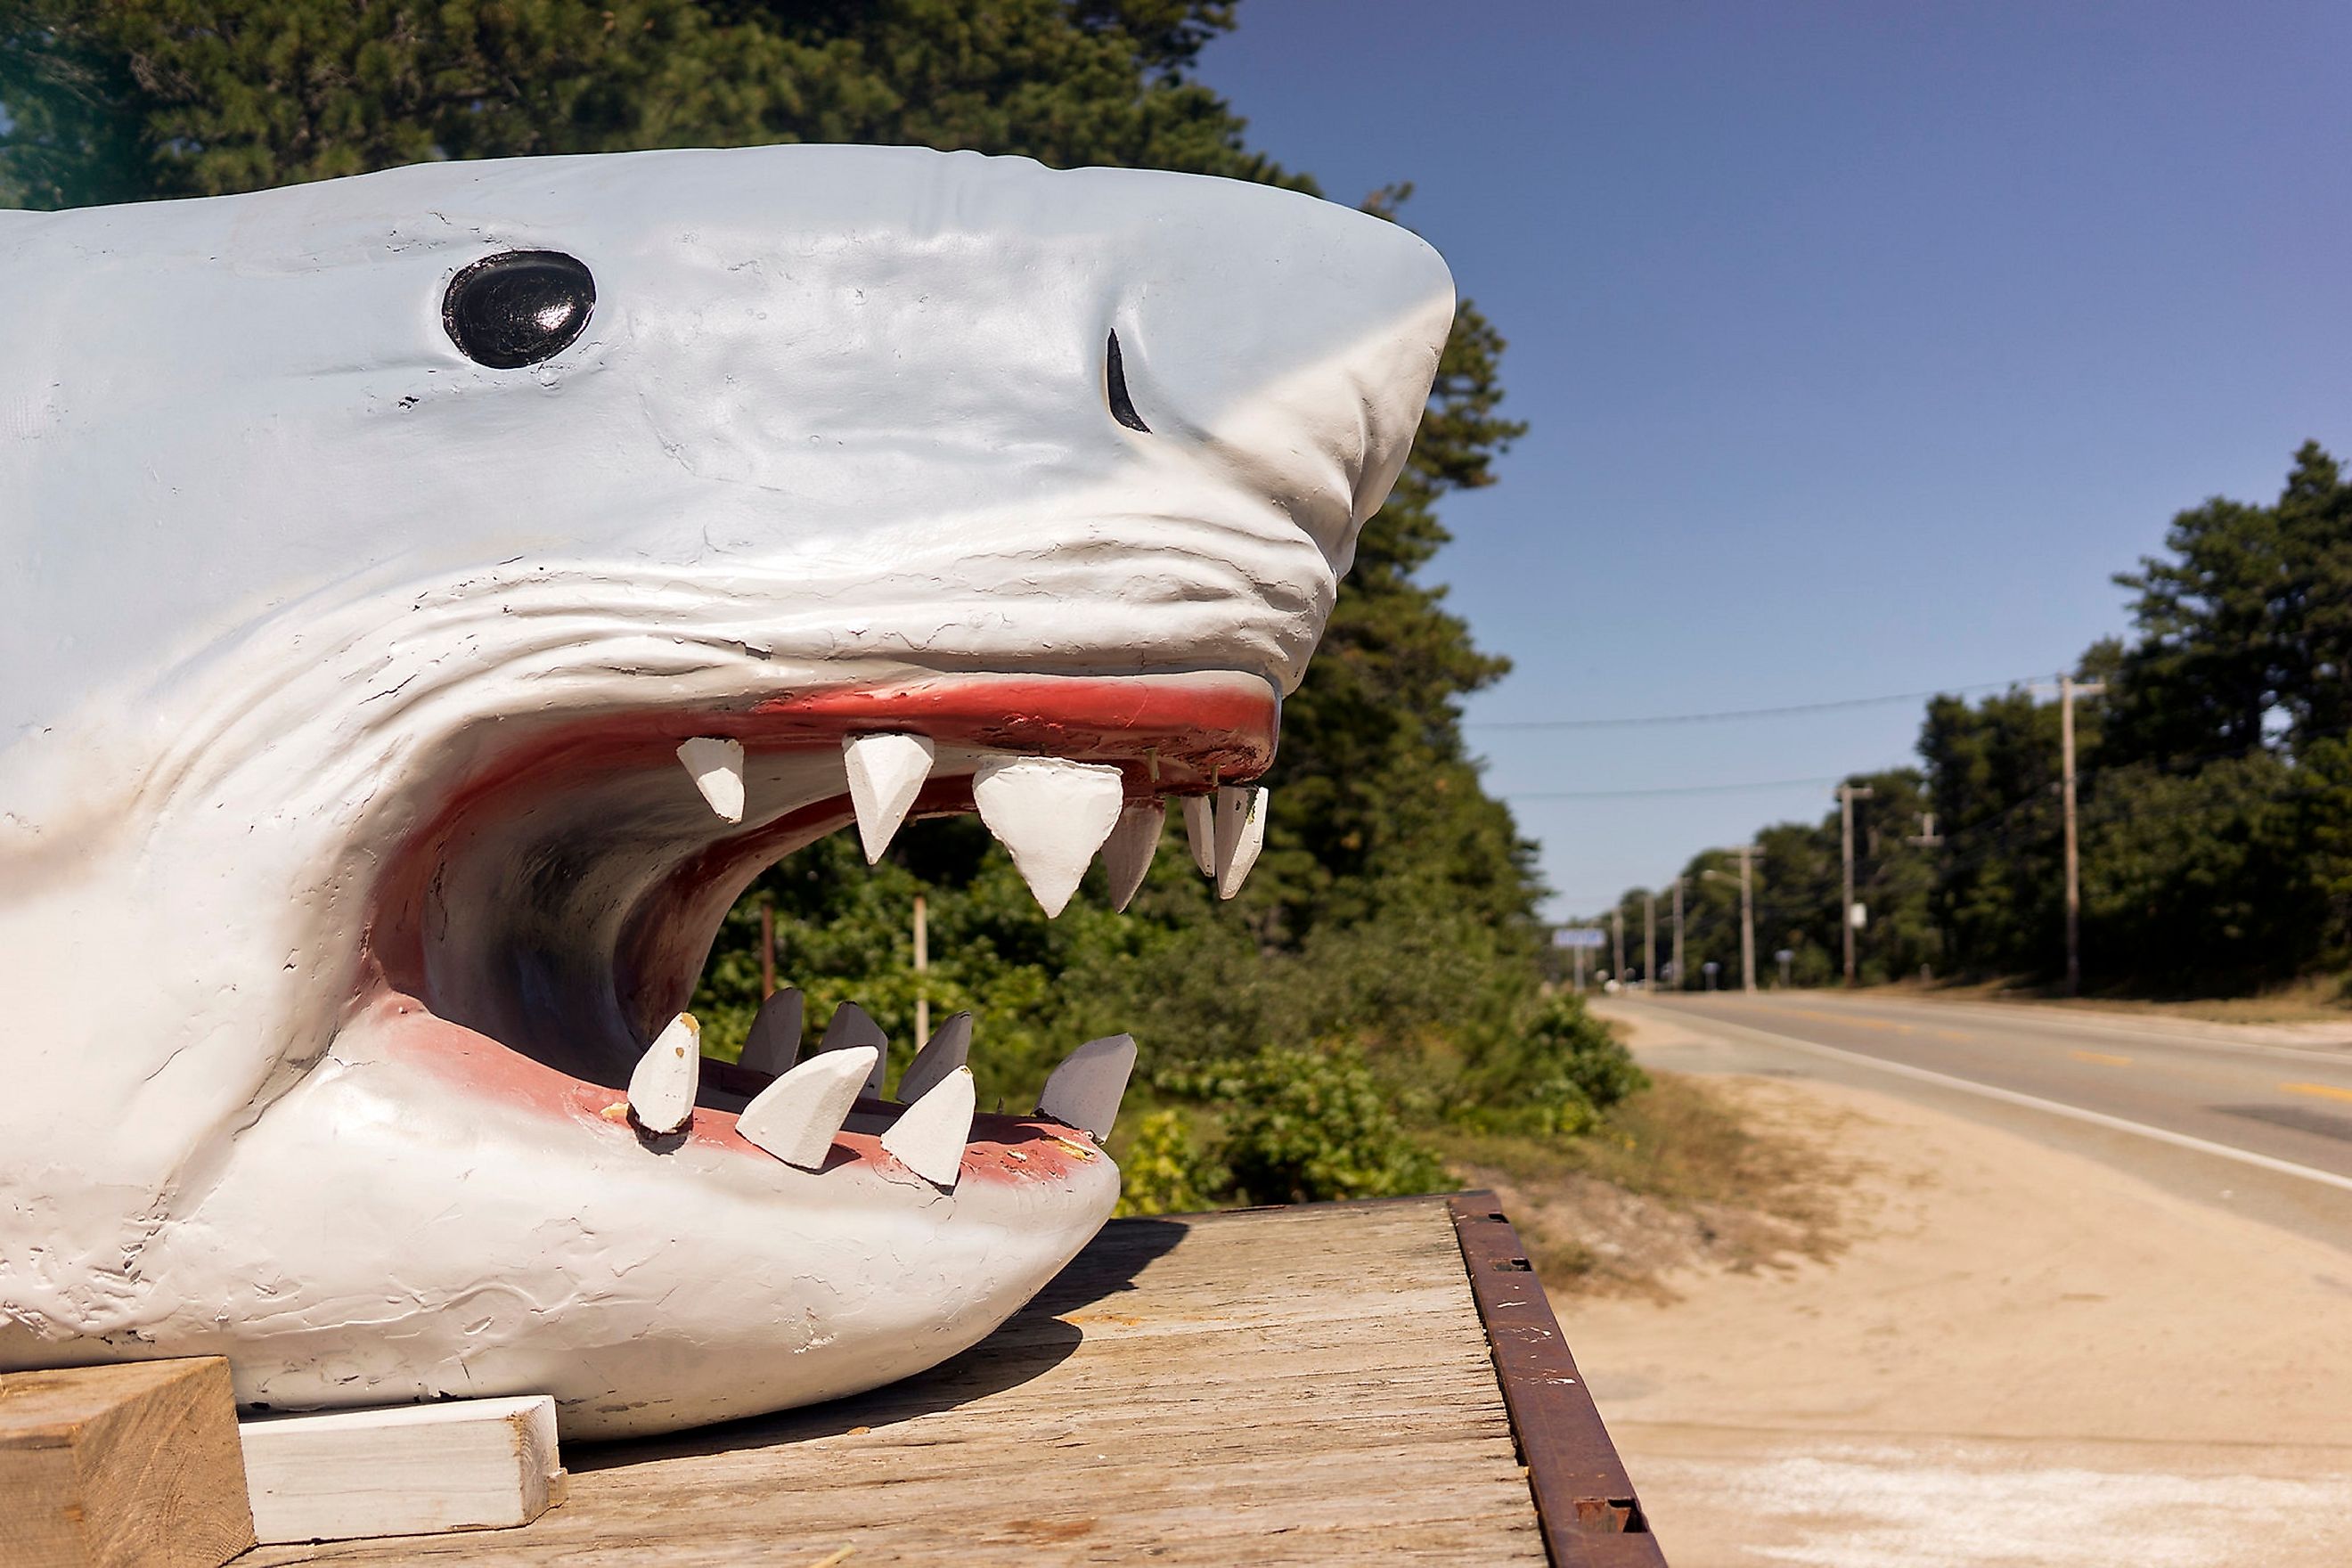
(0, 144), (1452, 1436)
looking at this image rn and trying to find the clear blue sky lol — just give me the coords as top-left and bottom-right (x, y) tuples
(1197, 1), (2351, 919)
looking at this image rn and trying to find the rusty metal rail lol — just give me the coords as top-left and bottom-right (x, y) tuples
(1448, 1191), (1666, 1566)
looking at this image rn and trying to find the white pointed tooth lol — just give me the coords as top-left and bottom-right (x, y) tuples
(1181, 795), (1217, 877)
(1211, 785), (1250, 877)
(1038, 1033), (1137, 1140)
(897, 1011), (973, 1105)
(1213, 786), (1268, 900)
(675, 738), (746, 824)
(739, 986), (804, 1076)
(879, 1065), (975, 1188)
(971, 756), (1124, 918)
(735, 1047), (874, 1170)
(626, 1012), (701, 1135)
(1101, 801), (1164, 912)
(842, 732), (935, 863)
(820, 1000), (890, 1095)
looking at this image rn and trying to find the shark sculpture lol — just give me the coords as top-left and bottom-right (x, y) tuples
(0, 144), (1453, 1437)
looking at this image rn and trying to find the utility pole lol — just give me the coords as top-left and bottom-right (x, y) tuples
(1671, 878), (1685, 992)
(1703, 849), (1762, 994)
(1837, 782), (1874, 987)
(758, 901), (776, 999)
(1735, 845), (1759, 994)
(1644, 891), (1657, 992)
(1612, 904), (1625, 987)
(912, 893), (929, 1044)
(2060, 674), (2106, 997)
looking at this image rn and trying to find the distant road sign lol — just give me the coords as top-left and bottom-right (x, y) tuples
(1553, 928), (1606, 950)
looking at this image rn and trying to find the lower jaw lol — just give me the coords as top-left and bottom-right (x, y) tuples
(147, 1012), (1122, 1437)
(352, 992), (1111, 1189)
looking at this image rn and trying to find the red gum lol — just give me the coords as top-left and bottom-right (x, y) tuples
(364, 993), (1105, 1188)
(746, 673), (1277, 787)
(371, 670), (1276, 991)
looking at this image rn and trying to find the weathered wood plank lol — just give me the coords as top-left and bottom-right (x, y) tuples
(240, 1395), (564, 1545)
(0, 1358), (255, 1568)
(243, 1197), (1551, 1565)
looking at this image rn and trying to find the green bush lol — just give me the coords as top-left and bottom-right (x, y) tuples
(1112, 1110), (1211, 1217)
(1202, 1043), (1450, 1205)
(1456, 992), (1648, 1136)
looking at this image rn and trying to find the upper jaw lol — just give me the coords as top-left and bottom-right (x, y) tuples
(368, 667), (1281, 1083)
(138, 1014), (1123, 1436)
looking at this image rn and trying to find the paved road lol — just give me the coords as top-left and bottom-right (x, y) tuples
(1613, 991), (2352, 1253)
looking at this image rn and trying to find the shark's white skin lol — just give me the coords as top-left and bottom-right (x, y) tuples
(0, 145), (1452, 1436)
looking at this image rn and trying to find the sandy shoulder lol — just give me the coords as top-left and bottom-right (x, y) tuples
(1542, 1015), (2352, 1566)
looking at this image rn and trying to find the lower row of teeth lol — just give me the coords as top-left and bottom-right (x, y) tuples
(675, 733), (1269, 916)
(619, 994), (1136, 1193)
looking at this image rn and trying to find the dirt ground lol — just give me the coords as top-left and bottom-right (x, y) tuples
(1523, 1009), (2352, 1567)
(1443, 1076), (1859, 1297)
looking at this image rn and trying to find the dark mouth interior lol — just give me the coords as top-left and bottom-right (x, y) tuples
(362, 674), (1274, 1101)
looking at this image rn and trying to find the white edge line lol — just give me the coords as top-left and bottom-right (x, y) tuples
(1760, 996), (2352, 1067)
(1664, 1009), (2352, 1196)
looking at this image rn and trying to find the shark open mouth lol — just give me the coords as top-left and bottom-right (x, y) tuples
(102, 667), (1294, 1435)
(358, 668), (1278, 1190)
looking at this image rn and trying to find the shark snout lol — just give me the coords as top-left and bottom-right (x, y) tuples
(1101, 183), (1457, 575)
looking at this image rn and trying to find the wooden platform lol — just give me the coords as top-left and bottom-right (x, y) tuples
(241, 1194), (1660, 1565)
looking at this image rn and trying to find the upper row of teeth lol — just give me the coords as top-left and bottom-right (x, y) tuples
(674, 733), (1268, 916)
(621, 992), (1137, 1192)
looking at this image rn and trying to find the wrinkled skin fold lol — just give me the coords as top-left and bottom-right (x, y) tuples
(0, 145), (1453, 1436)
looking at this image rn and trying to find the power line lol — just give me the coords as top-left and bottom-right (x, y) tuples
(1467, 676), (2041, 731)
(1509, 773), (1848, 800)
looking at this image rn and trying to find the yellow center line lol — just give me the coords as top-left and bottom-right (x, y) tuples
(1932, 1028), (1973, 1042)
(2070, 1049), (2133, 1066)
(2280, 1081), (2352, 1104)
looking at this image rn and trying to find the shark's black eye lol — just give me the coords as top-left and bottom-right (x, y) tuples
(1106, 331), (1150, 433)
(443, 250), (596, 369)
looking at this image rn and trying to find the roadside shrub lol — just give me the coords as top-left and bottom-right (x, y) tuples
(1113, 1110), (1212, 1217)
(1456, 992), (1648, 1136)
(1204, 1043), (1450, 1205)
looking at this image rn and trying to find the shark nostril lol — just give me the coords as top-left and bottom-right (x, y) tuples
(1105, 331), (1150, 434)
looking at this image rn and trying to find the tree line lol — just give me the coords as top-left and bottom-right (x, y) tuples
(1595, 444), (2352, 999)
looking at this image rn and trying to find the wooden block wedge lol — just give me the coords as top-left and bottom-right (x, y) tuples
(238, 1394), (565, 1545)
(0, 1358), (256, 1568)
